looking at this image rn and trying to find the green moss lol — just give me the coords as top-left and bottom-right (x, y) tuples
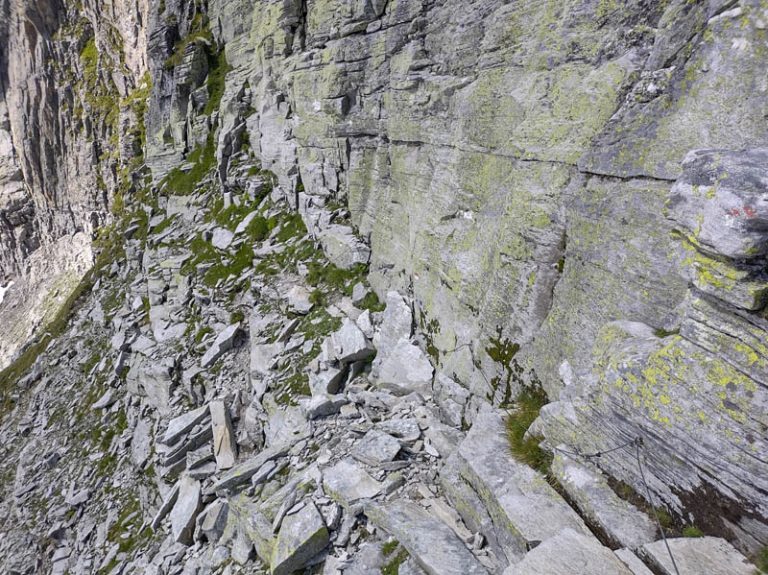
(505, 385), (551, 474)
(381, 546), (409, 575)
(382, 540), (399, 557)
(754, 546), (768, 573)
(306, 262), (368, 296)
(164, 13), (213, 70)
(358, 291), (385, 313)
(653, 327), (680, 338)
(203, 48), (230, 115)
(682, 526), (704, 538)
(161, 132), (217, 195)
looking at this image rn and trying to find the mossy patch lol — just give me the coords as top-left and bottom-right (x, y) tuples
(505, 385), (551, 474)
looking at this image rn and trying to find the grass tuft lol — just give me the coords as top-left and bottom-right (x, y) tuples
(505, 385), (551, 474)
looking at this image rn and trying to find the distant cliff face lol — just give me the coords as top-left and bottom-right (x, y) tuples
(0, 0), (149, 363)
(1, 0), (767, 555)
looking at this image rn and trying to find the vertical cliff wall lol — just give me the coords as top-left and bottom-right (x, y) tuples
(0, 0), (149, 364)
(154, 0), (765, 548)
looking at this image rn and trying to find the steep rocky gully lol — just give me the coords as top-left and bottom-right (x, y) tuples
(0, 0), (766, 574)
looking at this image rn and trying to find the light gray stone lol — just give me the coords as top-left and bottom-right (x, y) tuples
(352, 429), (401, 466)
(323, 459), (383, 507)
(614, 549), (655, 575)
(271, 501), (329, 575)
(451, 406), (589, 562)
(323, 318), (375, 364)
(639, 537), (755, 575)
(170, 476), (202, 545)
(160, 405), (210, 446)
(378, 340), (434, 393)
(502, 528), (634, 575)
(210, 400), (237, 470)
(211, 227), (234, 250)
(250, 342), (284, 377)
(201, 324), (241, 368)
(366, 500), (489, 575)
(551, 452), (656, 549)
(373, 292), (412, 362)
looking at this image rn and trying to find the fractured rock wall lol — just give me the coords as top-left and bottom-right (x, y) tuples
(144, 0), (767, 549)
(0, 0), (149, 365)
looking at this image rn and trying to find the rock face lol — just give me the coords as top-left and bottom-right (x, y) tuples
(0, 0), (767, 572)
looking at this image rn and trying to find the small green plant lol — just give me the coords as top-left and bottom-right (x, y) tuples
(754, 546), (768, 573)
(653, 327), (680, 338)
(682, 526), (704, 538)
(161, 132), (216, 195)
(505, 385), (551, 474)
(381, 545), (409, 575)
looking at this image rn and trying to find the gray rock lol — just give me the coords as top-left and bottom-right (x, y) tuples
(131, 417), (153, 467)
(352, 430), (401, 466)
(211, 227), (234, 250)
(170, 476), (202, 545)
(667, 148), (768, 260)
(377, 418), (422, 443)
(303, 394), (349, 420)
(209, 444), (290, 493)
(309, 366), (347, 396)
(286, 285), (314, 314)
(323, 318), (375, 364)
(502, 528), (633, 575)
(451, 406), (588, 562)
(271, 501), (329, 575)
(201, 324), (242, 368)
(250, 342), (284, 377)
(639, 537), (755, 575)
(323, 459), (383, 507)
(91, 389), (116, 410)
(265, 406), (311, 449)
(318, 224), (371, 269)
(151, 483), (180, 530)
(551, 452), (656, 549)
(373, 292), (412, 362)
(160, 405), (210, 446)
(366, 500), (489, 575)
(198, 500), (229, 543)
(378, 340), (434, 393)
(614, 549), (655, 575)
(351, 283), (369, 305)
(356, 309), (374, 339)
(210, 400), (237, 470)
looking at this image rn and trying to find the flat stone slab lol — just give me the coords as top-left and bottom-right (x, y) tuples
(170, 475), (201, 545)
(201, 324), (241, 368)
(160, 405), (210, 446)
(366, 500), (489, 575)
(454, 406), (589, 556)
(209, 444), (290, 493)
(271, 501), (329, 575)
(640, 537), (755, 575)
(210, 400), (237, 470)
(552, 452), (656, 548)
(352, 429), (401, 466)
(323, 459), (383, 507)
(614, 549), (654, 575)
(502, 528), (634, 575)
(377, 339), (434, 394)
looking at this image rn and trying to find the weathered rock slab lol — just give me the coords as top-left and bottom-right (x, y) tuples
(366, 500), (489, 575)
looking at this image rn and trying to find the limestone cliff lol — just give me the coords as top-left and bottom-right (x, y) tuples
(0, 0), (766, 573)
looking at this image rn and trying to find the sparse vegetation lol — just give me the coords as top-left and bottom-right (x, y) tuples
(505, 385), (551, 474)
(682, 525), (704, 538)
